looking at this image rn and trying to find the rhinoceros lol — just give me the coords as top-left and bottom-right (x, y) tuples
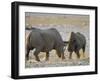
(26, 28), (65, 61)
(68, 32), (86, 59)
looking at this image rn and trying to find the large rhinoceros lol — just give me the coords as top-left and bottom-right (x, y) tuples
(68, 32), (86, 59)
(26, 28), (65, 61)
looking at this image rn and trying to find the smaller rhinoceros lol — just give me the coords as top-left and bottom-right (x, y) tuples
(68, 32), (86, 59)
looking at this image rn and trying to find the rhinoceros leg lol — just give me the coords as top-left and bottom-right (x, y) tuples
(82, 45), (86, 58)
(34, 47), (42, 62)
(75, 51), (80, 59)
(69, 52), (73, 59)
(46, 52), (49, 61)
(26, 48), (30, 61)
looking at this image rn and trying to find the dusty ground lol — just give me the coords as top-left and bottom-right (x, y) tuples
(25, 49), (89, 68)
(25, 13), (89, 68)
(25, 26), (89, 68)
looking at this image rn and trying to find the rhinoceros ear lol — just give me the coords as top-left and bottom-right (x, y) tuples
(70, 32), (75, 39)
(71, 32), (74, 34)
(71, 32), (75, 37)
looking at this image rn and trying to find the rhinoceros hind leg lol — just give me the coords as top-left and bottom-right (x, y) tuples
(75, 51), (80, 59)
(69, 52), (73, 59)
(26, 48), (30, 61)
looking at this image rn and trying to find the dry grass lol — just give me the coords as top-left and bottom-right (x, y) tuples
(25, 13), (89, 27)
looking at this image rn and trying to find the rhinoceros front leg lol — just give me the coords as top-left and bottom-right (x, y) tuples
(46, 52), (49, 61)
(34, 48), (42, 62)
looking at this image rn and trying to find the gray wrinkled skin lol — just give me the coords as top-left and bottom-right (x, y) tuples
(26, 28), (65, 61)
(68, 32), (86, 59)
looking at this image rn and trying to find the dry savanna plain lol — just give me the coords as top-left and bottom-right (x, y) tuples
(25, 13), (90, 68)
